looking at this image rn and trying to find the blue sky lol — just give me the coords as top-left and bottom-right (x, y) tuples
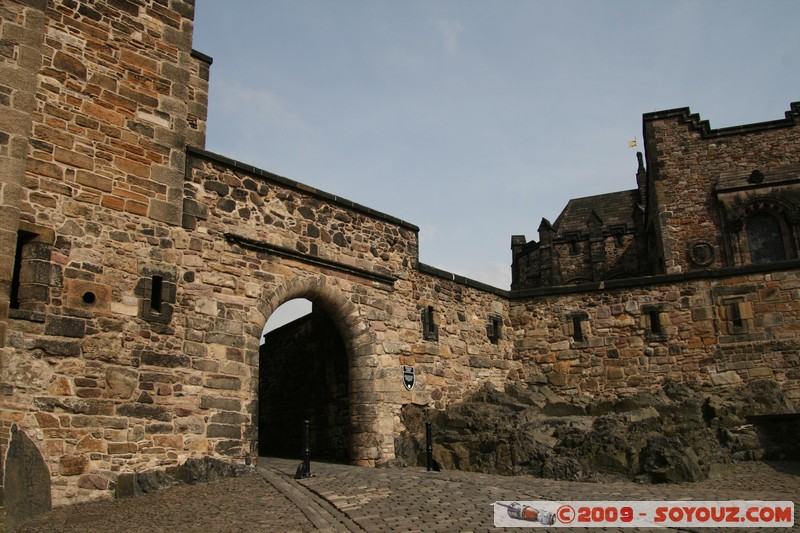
(192, 1), (799, 328)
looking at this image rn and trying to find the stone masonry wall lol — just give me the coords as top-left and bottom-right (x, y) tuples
(1, 0), (799, 517)
(510, 268), (800, 405)
(0, 0), (207, 507)
(0, 0), (49, 505)
(182, 150), (514, 466)
(644, 106), (800, 274)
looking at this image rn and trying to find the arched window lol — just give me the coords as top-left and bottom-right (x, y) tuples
(745, 212), (787, 264)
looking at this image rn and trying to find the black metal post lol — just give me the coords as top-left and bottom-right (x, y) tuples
(294, 419), (311, 479)
(426, 421), (434, 472)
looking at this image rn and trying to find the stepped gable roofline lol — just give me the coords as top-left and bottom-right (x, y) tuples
(643, 101), (800, 138)
(188, 146), (420, 232)
(552, 189), (639, 235)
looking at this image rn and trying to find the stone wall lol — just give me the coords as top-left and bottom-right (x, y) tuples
(643, 105), (800, 274)
(1, 122), (515, 507)
(0, 0), (208, 508)
(510, 266), (800, 404)
(1, 0), (798, 518)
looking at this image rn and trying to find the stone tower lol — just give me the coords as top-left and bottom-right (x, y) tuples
(1, 0), (209, 515)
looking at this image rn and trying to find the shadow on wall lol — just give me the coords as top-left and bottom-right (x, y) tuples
(394, 379), (796, 483)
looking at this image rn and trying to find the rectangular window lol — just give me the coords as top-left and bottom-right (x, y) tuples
(150, 275), (163, 313)
(137, 269), (176, 324)
(565, 233), (580, 255)
(568, 311), (589, 344)
(9, 228), (51, 320)
(719, 297), (750, 336)
(9, 232), (32, 309)
(730, 301), (744, 330)
(572, 315), (584, 342)
(643, 305), (667, 340)
(648, 310), (661, 335)
(422, 306), (438, 341)
(487, 315), (502, 344)
(610, 225), (626, 247)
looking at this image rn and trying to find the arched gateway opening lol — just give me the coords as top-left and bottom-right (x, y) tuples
(255, 278), (372, 464)
(258, 302), (350, 460)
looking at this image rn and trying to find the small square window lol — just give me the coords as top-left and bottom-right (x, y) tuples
(643, 305), (667, 340)
(136, 269), (176, 324)
(568, 311), (589, 343)
(565, 233), (580, 255)
(722, 298), (750, 334)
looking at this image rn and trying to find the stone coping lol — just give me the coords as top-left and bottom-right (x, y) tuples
(510, 259), (800, 299)
(187, 146), (419, 232)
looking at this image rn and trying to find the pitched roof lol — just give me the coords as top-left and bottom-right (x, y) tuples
(553, 189), (640, 235)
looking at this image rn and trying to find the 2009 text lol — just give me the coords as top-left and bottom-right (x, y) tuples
(493, 500), (794, 528)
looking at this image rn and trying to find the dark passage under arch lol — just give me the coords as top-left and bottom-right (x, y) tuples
(258, 305), (350, 462)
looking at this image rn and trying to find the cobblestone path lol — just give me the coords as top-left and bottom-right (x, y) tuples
(6, 459), (799, 532)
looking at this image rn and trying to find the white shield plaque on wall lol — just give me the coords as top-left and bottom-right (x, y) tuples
(402, 365), (415, 390)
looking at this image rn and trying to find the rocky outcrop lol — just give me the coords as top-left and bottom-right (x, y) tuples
(395, 380), (796, 483)
(115, 457), (250, 499)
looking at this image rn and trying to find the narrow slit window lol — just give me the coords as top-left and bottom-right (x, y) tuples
(572, 315), (584, 342)
(487, 315), (502, 344)
(421, 306), (438, 341)
(731, 302), (743, 330)
(10, 233), (27, 309)
(648, 310), (661, 335)
(151, 275), (163, 313)
(10, 230), (41, 312)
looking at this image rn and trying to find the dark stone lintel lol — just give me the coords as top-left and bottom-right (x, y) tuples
(223, 232), (396, 287)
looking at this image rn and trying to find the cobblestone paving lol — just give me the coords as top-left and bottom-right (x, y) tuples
(283, 459), (800, 533)
(6, 459), (799, 532)
(8, 471), (314, 533)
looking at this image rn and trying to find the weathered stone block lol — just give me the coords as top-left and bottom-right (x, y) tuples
(200, 395), (241, 411)
(140, 351), (190, 368)
(76, 435), (105, 452)
(206, 424), (241, 439)
(106, 367), (138, 399)
(107, 442), (139, 455)
(59, 454), (88, 476)
(31, 337), (82, 357)
(114, 473), (142, 499)
(77, 473), (111, 490)
(153, 434), (184, 449)
(204, 375), (241, 390)
(116, 403), (171, 422)
(209, 411), (248, 425)
(44, 316), (86, 338)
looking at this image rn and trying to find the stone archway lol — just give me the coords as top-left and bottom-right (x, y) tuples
(253, 275), (378, 464)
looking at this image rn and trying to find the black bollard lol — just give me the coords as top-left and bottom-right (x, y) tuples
(294, 419), (311, 479)
(425, 421), (439, 472)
